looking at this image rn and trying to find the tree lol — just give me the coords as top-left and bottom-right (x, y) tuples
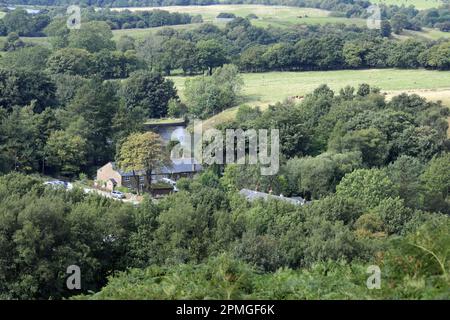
(0, 172), (135, 299)
(419, 42), (450, 70)
(116, 35), (135, 52)
(391, 13), (408, 34)
(122, 71), (178, 118)
(329, 128), (389, 167)
(0, 68), (56, 113)
(67, 21), (115, 53)
(116, 132), (167, 193)
(371, 197), (414, 235)
(387, 155), (424, 209)
(239, 45), (268, 72)
(0, 106), (39, 173)
(196, 39), (227, 75)
(3, 8), (32, 36)
(44, 17), (69, 49)
(380, 20), (392, 37)
(46, 48), (93, 76)
(91, 50), (141, 79)
(45, 130), (87, 176)
(184, 64), (243, 118)
(336, 168), (397, 209)
(64, 79), (118, 165)
(388, 39), (426, 68)
(396, 126), (443, 162)
(343, 42), (365, 68)
(420, 153), (450, 214)
(0, 46), (51, 72)
(284, 152), (362, 199)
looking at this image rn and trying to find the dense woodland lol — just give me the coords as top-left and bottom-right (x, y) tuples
(0, 0), (449, 300)
(0, 7), (201, 36)
(1, 8), (449, 75)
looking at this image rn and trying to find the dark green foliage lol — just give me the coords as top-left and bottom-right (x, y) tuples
(0, 173), (135, 299)
(122, 71), (178, 118)
(0, 68), (56, 113)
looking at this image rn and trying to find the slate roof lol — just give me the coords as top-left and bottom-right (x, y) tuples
(239, 188), (306, 206)
(111, 158), (202, 177)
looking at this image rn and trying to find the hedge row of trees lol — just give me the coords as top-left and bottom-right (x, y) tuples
(84, 8), (202, 30)
(0, 7), (51, 36)
(132, 18), (450, 75)
(4, 0), (449, 33)
(0, 7), (200, 37)
(239, 38), (450, 71)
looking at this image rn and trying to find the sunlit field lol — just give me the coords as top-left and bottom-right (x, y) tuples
(372, 0), (444, 10)
(112, 4), (365, 30)
(170, 69), (450, 129)
(171, 69), (450, 106)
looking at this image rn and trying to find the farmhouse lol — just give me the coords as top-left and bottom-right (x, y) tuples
(96, 158), (202, 191)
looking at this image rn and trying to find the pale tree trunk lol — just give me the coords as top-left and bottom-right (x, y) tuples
(132, 170), (140, 195)
(146, 169), (152, 195)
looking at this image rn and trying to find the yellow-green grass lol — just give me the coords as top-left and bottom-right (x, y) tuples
(394, 28), (450, 41)
(112, 23), (201, 40)
(112, 5), (365, 31)
(144, 118), (185, 125)
(372, 0), (444, 10)
(0, 36), (51, 49)
(170, 69), (450, 129)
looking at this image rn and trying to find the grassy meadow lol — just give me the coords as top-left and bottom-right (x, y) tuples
(111, 4), (365, 35)
(111, 4), (447, 41)
(170, 69), (450, 130)
(372, 0), (444, 10)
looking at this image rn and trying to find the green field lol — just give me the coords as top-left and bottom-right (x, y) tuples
(111, 4), (448, 40)
(373, 0), (444, 10)
(112, 23), (201, 40)
(394, 27), (450, 40)
(170, 69), (450, 129)
(112, 5), (365, 33)
(171, 69), (450, 106)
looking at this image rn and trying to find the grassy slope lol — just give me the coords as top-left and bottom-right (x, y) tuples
(111, 4), (447, 40)
(111, 4), (365, 40)
(394, 28), (450, 41)
(171, 69), (450, 106)
(170, 69), (450, 129)
(1, 5), (446, 42)
(372, 0), (444, 10)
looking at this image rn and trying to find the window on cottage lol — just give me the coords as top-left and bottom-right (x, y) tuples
(124, 176), (130, 182)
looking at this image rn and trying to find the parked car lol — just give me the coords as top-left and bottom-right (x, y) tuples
(161, 178), (177, 186)
(111, 190), (125, 199)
